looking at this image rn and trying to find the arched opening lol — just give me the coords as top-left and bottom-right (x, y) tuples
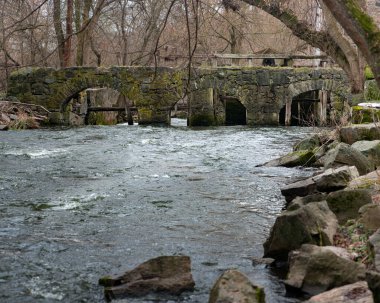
(59, 87), (135, 126)
(223, 97), (247, 125)
(279, 90), (332, 126)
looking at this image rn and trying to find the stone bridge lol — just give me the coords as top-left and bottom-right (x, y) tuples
(6, 66), (350, 126)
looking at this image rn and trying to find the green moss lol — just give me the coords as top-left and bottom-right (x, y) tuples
(352, 105), (380, 123)
(347, 0), (378, 33)
(98, 276), (113, 287)
(365, 80), (380, 101)
(256, 287), (266, 303)
(365, 66), (375, 80)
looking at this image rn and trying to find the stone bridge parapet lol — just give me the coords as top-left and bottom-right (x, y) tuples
(7, 66), (349, 126)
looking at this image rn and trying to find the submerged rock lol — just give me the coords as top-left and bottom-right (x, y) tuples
(305, 281), (373, 303)
(208, 269), (265, 303)
(285, 244), (366, 296)
(99, 256), (195, 300)
(263, 202), (337, 260)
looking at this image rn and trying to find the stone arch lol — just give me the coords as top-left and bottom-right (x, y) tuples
(287, 79), (348, 100)
(279, 78), (349, 126)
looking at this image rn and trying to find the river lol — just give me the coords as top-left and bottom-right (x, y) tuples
(0, 119), (316, 303)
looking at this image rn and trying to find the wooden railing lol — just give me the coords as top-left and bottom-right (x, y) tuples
(158, 53), (332, 68)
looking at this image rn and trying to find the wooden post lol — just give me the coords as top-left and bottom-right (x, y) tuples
(285, 99), (292, 126)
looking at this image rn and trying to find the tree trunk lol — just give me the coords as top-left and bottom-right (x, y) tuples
(321, 0), (380, 89)
(320, 1), (364, 93)
(76, 0), (91, 66)
(64, 0), (74, 67)
(53, 0), (65, 67)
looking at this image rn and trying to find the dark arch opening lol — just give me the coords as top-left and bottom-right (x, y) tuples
(224, 97), (247, 125)
(279, 90), (331, 126)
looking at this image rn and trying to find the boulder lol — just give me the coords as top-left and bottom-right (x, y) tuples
(261, 150), (316, 167)
(369, 230), (380, 272)
(281, 178), (317, 203)
(305, 281), (374, 303)
(326, 189), (372, 224)
(348, 169), (380, 191)
(340, 124), (380, 145)
(263, 202), (338, 260)
(285, 244), (366, 296)
(99, 256), (195, 300)
(352, 140), (380, 168)
(287, 193), (328, 210)
(0, 125), (8, 131)
(281, 166), (359, 203)
(312, 166), (360, 192)
(318, 143), (373, 175)
(358, 204), (380, 231)
(208, 269), (265, 303)
(366, 271), (380, 303)
(293, 135), (321, 151)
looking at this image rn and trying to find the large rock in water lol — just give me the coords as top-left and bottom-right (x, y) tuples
(352, 140), (380, 168)
(99, 256), (195, 300)
(326, 189), (372, 224)
(305, 281), (374, 303)
(281, 166), (359, 203)
(285, 244), (366, 296)
(340, 124), (380, 145)
(208, 269), (265, 303)
(318, 143), (373, 175)
(263, 202), (337, 260)
(261, 150), (316, 167)
(293, 134), (321, 152)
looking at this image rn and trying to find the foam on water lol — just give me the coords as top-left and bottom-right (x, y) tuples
(3, 148), (68, 159)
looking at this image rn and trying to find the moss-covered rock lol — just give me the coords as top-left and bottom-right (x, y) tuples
(352, 105), (380, 123)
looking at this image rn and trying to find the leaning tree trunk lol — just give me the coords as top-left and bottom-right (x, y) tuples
(321, 1), (365, 94)
(321, 0), (380, 89)
(240, 0), (365, 93)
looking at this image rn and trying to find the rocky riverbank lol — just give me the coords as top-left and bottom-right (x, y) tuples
(261, 123), (380, 302)
(0, 99), (49, 130)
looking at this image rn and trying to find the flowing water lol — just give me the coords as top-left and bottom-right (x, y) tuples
(0, 119), (316, 303)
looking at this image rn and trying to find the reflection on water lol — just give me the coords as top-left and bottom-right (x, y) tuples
(0, 119), (316, 302)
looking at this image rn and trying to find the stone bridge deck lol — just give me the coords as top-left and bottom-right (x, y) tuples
(7, 66), (349, 126)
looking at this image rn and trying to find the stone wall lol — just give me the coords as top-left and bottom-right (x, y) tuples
(188, 67), (349, 126)
(7, 66), (349, 126)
